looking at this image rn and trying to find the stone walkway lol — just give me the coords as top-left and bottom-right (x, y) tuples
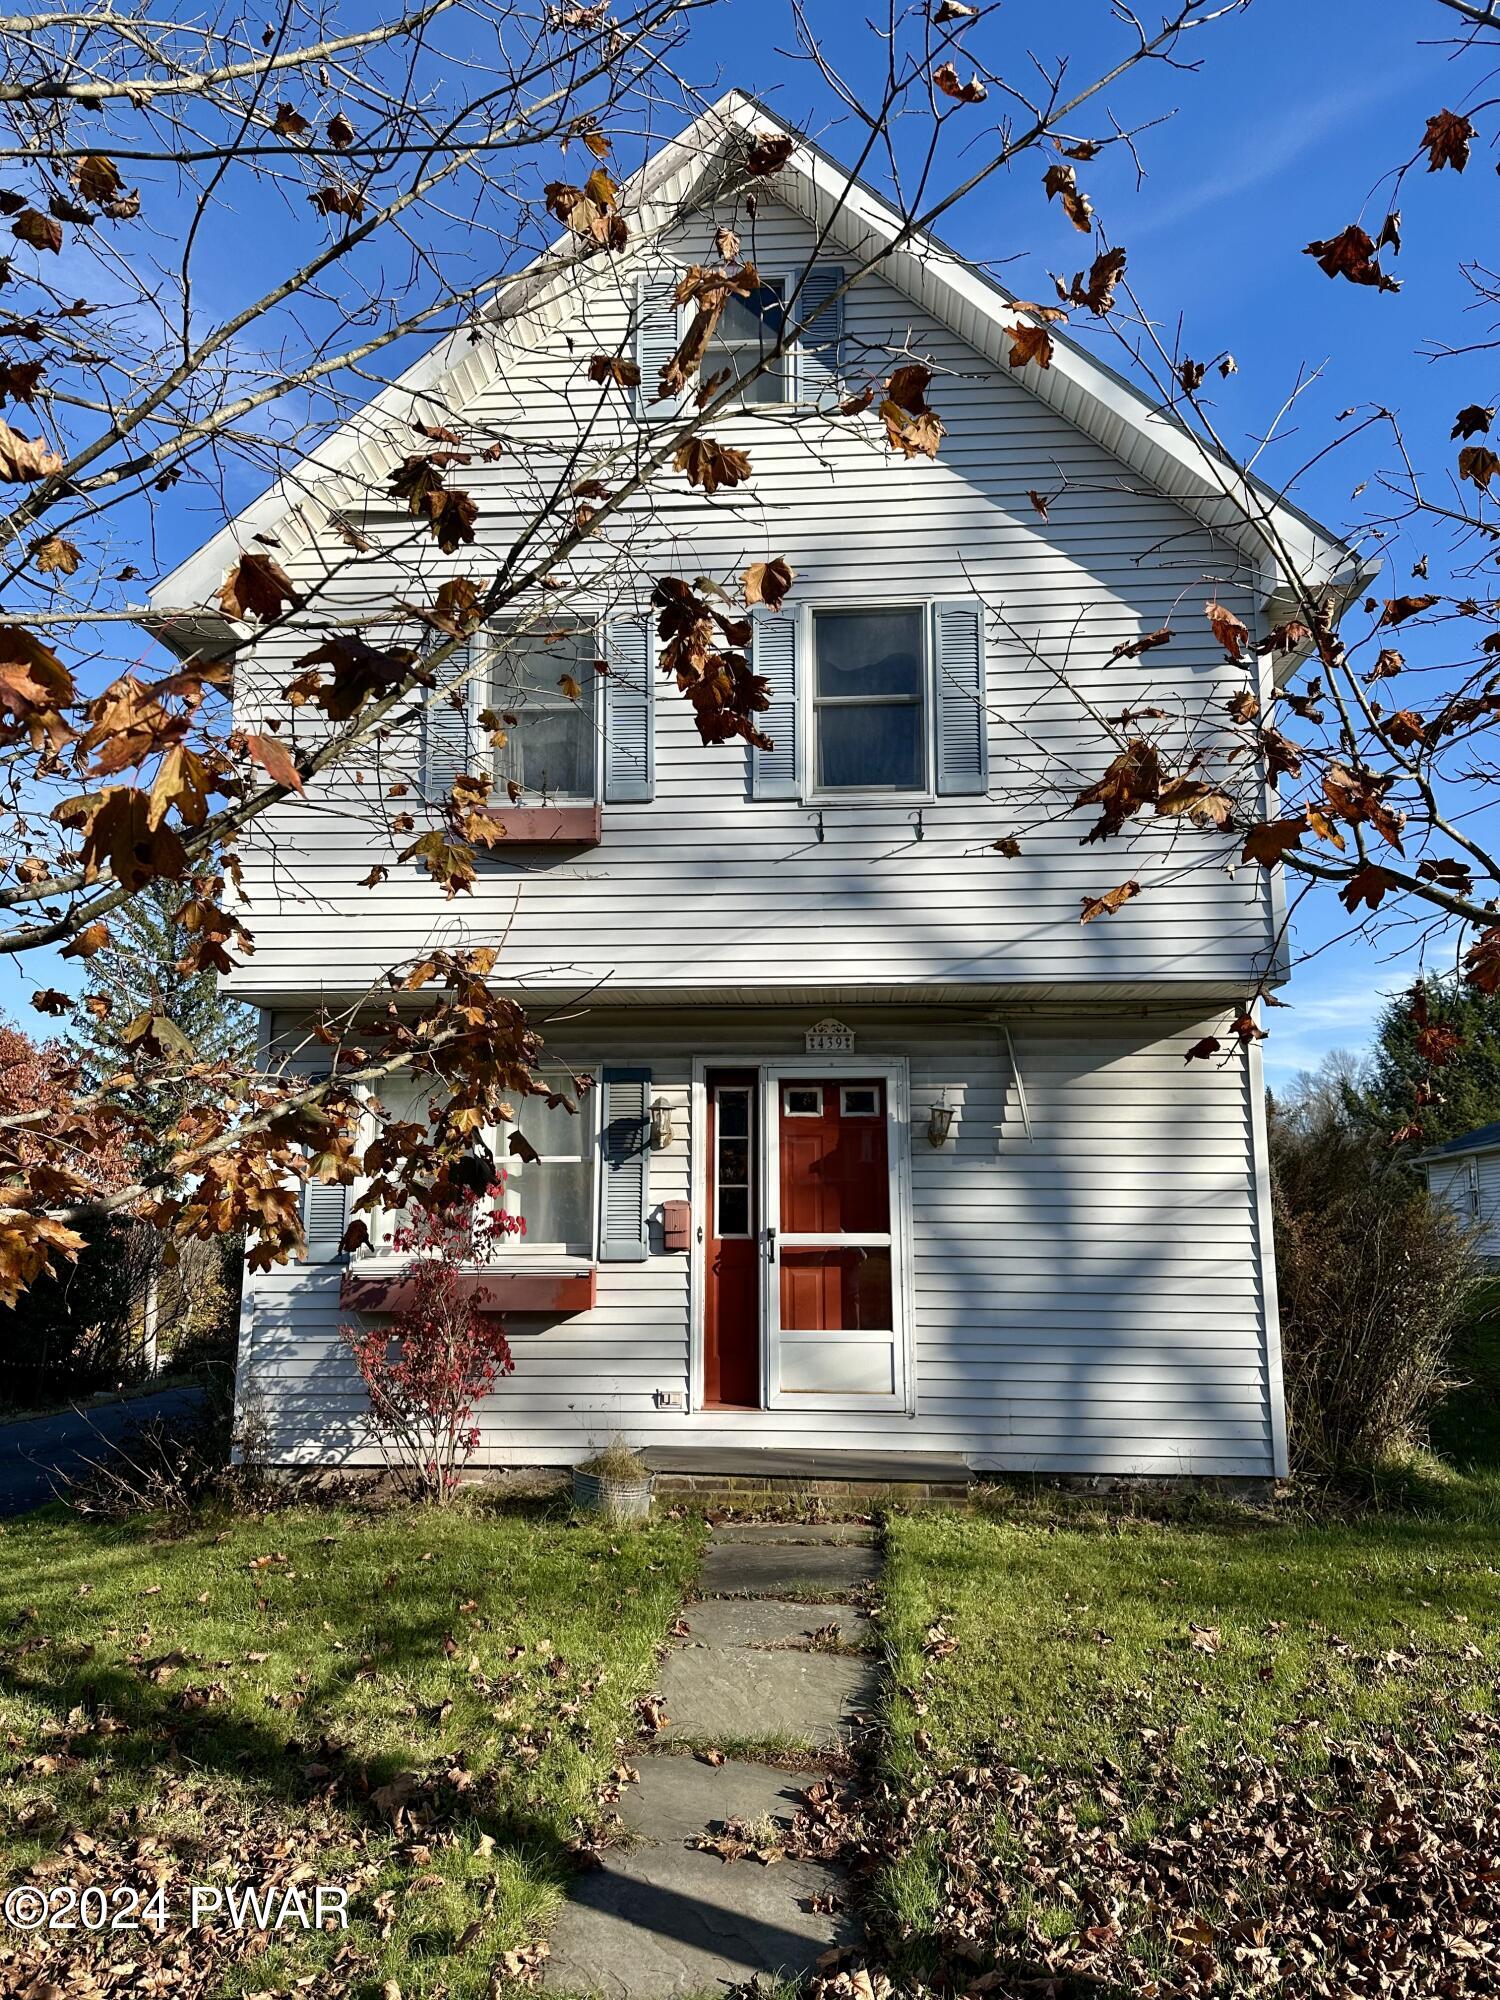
(543, 1523), (880, 1999)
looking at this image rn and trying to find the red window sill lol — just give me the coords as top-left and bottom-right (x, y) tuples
(341, 1268), (597, 1316)
(489, 803), (601, 844)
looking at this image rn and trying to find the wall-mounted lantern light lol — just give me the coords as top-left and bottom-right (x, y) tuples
(926, 1093), (956, 1148)
(649, 1098), (674, 1150)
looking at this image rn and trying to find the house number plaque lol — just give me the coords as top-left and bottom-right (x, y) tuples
(805, 1018), (855, 1054)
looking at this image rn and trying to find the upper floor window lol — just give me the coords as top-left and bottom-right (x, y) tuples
(486, 626), (596, 803)
(702, 277), (788, 406)
(812, 607), (926, 793)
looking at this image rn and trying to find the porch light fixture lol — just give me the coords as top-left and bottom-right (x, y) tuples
(926, 1093), (956, 1148)
(649, 1097), (674, 1150)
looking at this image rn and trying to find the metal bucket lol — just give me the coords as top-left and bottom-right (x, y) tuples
(573, 1467), (654, 1523)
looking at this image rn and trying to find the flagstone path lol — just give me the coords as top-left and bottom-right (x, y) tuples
(543, 1522), (880, 1999)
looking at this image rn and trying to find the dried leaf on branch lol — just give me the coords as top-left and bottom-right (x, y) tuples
(1043, 161), (1093, 233)
(880, 362), (945, 458)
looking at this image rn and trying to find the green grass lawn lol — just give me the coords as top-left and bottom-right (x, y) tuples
(0, 1498), (700, 1999)
(876, 1483), (1500, 1995)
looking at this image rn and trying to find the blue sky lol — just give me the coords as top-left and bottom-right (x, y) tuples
(5, 0), (1490, 1085)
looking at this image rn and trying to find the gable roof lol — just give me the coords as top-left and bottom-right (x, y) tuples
(1415, 1121), (1500, 1163)
(146, 88), (1371, 658)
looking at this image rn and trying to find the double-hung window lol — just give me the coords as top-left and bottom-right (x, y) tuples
(811, 606), (927, 793)
(485, 625), (597, 803)
(498, 1081), (596, 1255)
(701, 275), (788, 406)
(364, 1070), (598, 1261)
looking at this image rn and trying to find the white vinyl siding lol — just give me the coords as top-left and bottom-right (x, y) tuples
(220, 195), (1272, 1000)
(236, 1005), (1280, 1480)
(1426, 1151), (1500, 1259)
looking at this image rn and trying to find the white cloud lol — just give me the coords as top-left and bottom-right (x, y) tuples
(1260, 969), (1413, 1087)
(1129, 68), (1427, 244)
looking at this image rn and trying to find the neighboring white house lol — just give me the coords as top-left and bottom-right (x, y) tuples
(1419, 1123), (1500, 1262)
(145, 92), (1368, 1482)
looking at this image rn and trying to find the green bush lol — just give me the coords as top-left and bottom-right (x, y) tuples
(0, 1219), (148, 1411)
(1271, 1105), (1478, 1473)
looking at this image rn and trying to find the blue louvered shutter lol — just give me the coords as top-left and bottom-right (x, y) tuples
(749, 607), (800, 799)
(419, 635), (474, 803)
(796, 265), (844, 405)
(301, 1177), (349, 1263)
(604, 615), (654, 803)
(598, 1067), (651, 1262)
(635, 271), (682, 420)
(932, 599), (988, 797)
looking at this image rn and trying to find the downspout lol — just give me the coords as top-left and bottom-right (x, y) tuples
(992, 1017), (1032, 1144)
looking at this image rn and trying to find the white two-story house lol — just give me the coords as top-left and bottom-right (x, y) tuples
(147, 93), (1362, 1483)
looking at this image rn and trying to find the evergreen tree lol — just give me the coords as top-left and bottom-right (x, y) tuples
(1366, 975), (1500, 1151)
(66, 883), (257, 1178)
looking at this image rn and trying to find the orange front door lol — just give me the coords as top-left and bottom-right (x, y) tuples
(703, 1069), (759, 1408)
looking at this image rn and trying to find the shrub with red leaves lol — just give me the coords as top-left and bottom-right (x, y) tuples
(340, 1188), (520, 1503)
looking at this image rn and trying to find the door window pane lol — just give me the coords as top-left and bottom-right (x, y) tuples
(714, 1085), (754, 1240)
(780, 1248), (893, 1331)
(718, 1185), (750, 1236)
(812, 609), (926, 793)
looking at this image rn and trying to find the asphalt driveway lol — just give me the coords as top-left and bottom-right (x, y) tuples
(0, 1385), (206, 1516)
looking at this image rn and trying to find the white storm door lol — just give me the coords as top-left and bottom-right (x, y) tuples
(763, 1066), (909, 1411)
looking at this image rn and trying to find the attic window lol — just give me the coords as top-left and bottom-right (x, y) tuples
(703, 277), (788, 405)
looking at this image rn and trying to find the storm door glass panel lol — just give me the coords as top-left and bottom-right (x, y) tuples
(489, 626), (595, 802)
(778, 1080), (890, 1234)
(812, 609), (925, 792)
(779, 1247), (893, 1331)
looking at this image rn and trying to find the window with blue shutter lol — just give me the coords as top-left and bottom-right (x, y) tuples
(419, 635), (474, 803)
(749, 606), (801, 799)
(634, 271), (681, 420)
(794, 265), (844, 404)
(598, 1067), (651, 1262)
(301, 1176), (349, 1263)
(931, 598), (988, 796)
(603, 615), (654, 803)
